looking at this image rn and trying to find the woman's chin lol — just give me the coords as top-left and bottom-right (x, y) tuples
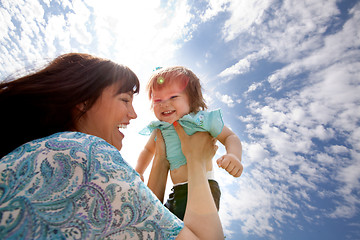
(114, 140), (123, 151)
(113, 130), (124, 151)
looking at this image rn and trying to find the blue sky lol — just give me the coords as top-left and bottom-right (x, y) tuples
(1, 0), (360, 239)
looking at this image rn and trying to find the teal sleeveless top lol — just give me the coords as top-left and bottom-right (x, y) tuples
(140, 110), (224, 170)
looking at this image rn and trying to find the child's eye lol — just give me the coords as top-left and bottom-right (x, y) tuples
(170, 95), (178, 99)
(153, 99), (162, 104)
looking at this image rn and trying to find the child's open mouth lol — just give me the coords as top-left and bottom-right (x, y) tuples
(162, 110), (175, 116)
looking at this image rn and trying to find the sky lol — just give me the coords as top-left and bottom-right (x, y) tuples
(1, 0), (360, 239)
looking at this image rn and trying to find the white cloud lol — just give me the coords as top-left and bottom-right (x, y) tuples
(203, 92), (215, 106)
(219, 164), (298, 238)
(67, 0), (92, 45)
(0, 7), (15, 39)
(218, 47), (270, 79)
(244, 142), (270, 165)
(201, 0), (230, 22)
(217, 0), (343, 86)
(327, 145), (349, 155)
(0, 0), (48, 75)
(215, 91), (235, 107)
(266, 1), (359, 90)
(246, 82), (263, 93)
(218, 58), (251, 78)
(222, 0), (274, 42)
(44, 15), (69, 56)
(238, 62), (360, 238)
(330, 150), (360, 219)
(263, 0), (339, 62)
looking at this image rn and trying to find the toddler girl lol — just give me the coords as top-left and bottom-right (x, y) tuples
(136, 66), (243, 220)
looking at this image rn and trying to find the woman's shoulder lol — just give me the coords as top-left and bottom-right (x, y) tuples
(36, 131), (114, 147)
(1, 131), (119, 163)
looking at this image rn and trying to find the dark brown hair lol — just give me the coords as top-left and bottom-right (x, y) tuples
(147, 66), (207, 113)
(0, 53), (139, 158)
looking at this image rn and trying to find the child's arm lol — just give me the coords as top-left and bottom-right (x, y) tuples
(135, 131), (156, 181)
(216, 125), (243, 178)
(147, 130), (170, 203)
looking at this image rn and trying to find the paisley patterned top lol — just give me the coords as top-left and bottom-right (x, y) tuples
(140, 110), (224, 170)
(0, 132), (183, 239)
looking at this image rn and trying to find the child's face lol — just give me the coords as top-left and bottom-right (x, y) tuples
(152, 82), (190, 124)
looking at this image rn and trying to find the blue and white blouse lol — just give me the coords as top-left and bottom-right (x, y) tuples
(0, 132), (183, 239)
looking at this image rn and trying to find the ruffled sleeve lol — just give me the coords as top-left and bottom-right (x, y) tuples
(179, 109), (224, 137)
(137, 110), (224, 171)
(139, 120), (171, 135)
(139, 109), (224, 137)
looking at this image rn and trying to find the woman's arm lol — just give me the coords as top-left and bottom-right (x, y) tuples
(147, 130), (169, 202)
(135, 131), (156, 181)
(172, 123), (224, 240)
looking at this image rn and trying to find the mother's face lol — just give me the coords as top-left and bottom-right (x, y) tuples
(76, 83), (137, 151)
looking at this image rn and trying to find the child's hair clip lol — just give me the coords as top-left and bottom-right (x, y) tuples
(153, 66), (162, 71)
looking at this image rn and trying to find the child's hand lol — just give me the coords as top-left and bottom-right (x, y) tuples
(216, 153), (243, 177)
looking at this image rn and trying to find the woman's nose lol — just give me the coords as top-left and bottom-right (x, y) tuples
(129, 105), (137, 119)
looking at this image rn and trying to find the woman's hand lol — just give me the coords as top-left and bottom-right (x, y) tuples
(173, 122), (218, 167)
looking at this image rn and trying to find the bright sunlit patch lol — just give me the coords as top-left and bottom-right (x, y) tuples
(157, 76), (165, 84)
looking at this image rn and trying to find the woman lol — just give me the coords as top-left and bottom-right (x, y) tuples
(0, 53), (223, 239)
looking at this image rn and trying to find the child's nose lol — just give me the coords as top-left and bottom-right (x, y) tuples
(159, 99), (170, 106)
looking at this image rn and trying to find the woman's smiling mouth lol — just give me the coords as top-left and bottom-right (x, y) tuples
(117, 124), (128, 129)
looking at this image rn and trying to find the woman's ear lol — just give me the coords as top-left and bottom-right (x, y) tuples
(76, 102), (87, 112)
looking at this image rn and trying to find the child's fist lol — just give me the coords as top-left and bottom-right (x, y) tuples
(216, 153), (243, 177)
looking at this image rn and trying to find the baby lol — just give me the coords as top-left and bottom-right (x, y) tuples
(136, 66), (243, 220)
